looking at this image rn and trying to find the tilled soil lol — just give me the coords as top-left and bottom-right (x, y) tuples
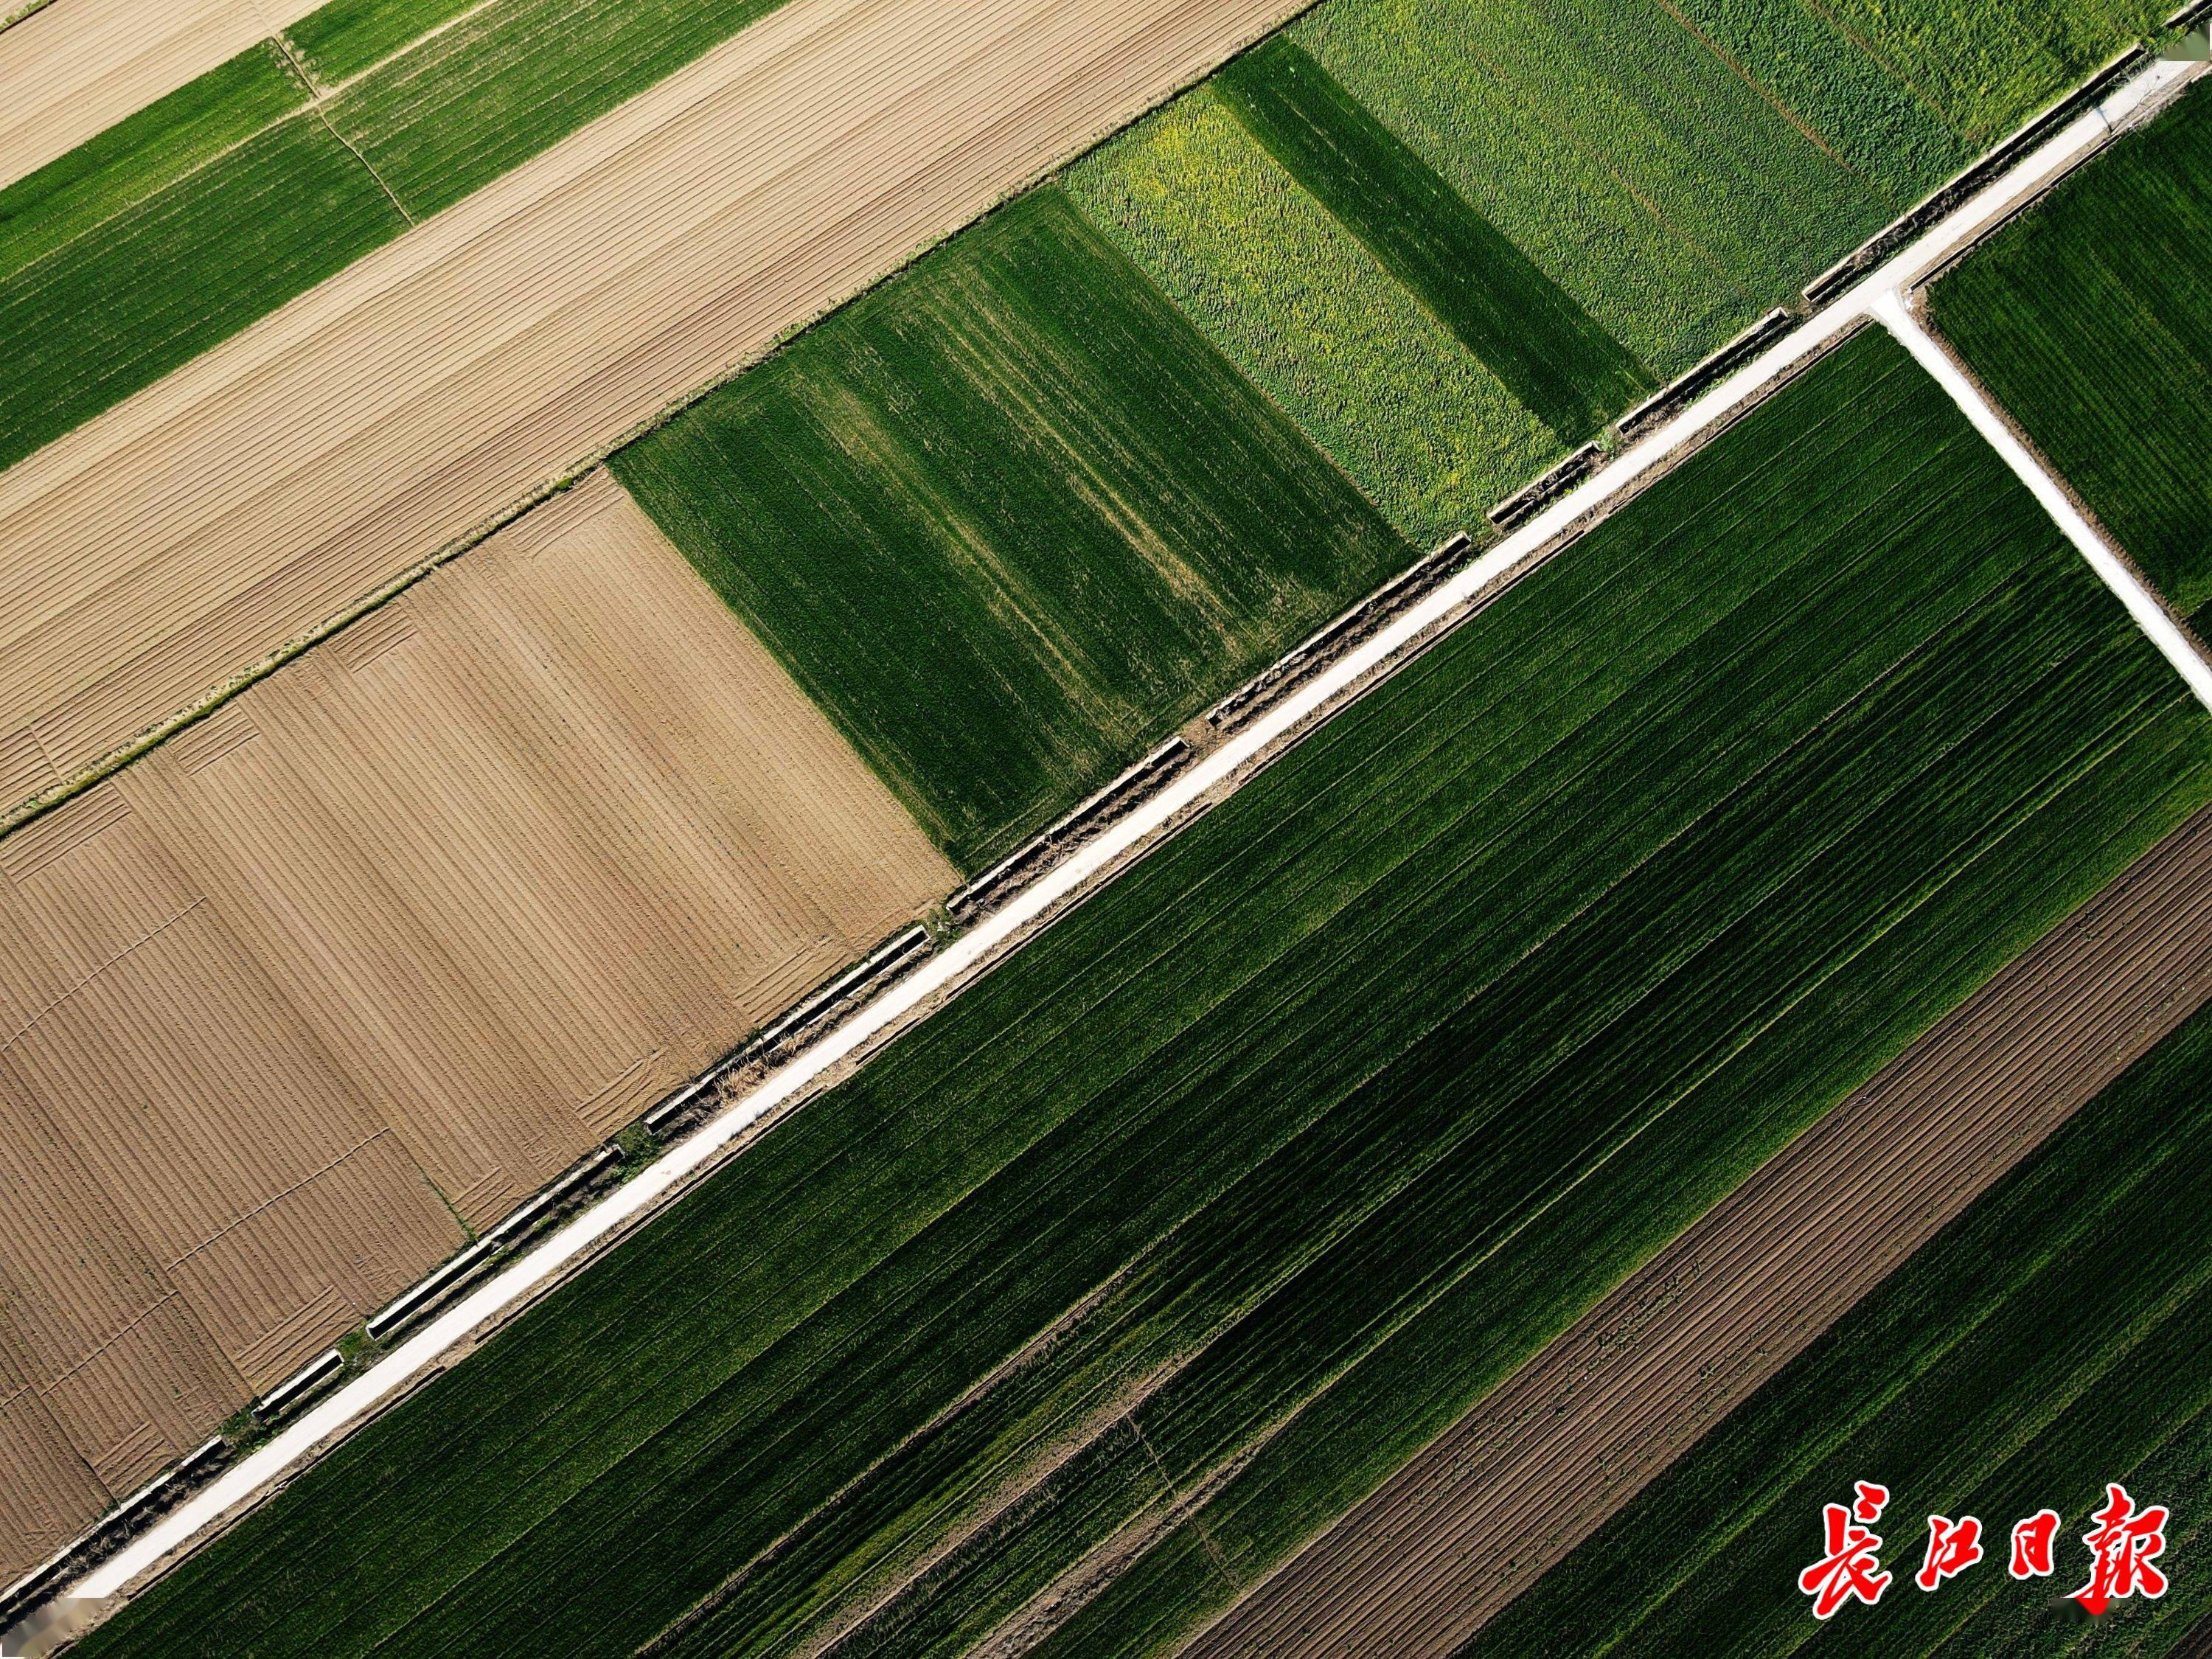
(1180, 801), (2212, 1659)
(0, 473), (950, 1587)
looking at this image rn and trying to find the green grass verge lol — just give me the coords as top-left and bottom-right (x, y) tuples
(611, 189), (1410, 873)
(1467, 998), (2212, 1658)
(1064, 86), (1557, 548)
(1294, 0), (1891, 378)
(74, 329), (2212, 1659)
(1931, 85), (2212, 614)
(1214, 38), (1652, 443)
(0, 41), (307, 278)
(0, 114), (404, 471)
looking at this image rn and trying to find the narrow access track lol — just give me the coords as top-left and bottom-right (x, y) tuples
(55, 46), (2209, 1633)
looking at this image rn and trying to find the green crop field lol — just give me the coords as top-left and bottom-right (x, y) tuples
(285, 0), (485, 86)
(1214, 38), (1652, 444)
(1823, 0), (2166, 147)
(1468, 996), (2212, 1658)
(0, 113), (404, 471)
(0, 43), (307, 276)
(1293, 0), (1895, 379)
(1932, 86), (2212, 616)
(316, 0), (786, 217)
(1065, 88), (1557, 546)
(75, 329), (2212, 1659)
(611, 189), (1410, 873)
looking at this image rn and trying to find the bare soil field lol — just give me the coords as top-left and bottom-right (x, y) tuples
(1183, 799), (2212, 1658)
(0, 0), (1307, 827)
(0, 0), (322, 190)
(0, 472), (949, 1587)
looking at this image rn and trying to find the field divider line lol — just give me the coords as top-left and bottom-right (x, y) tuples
(56, 44), (2210, 1621)
(1874, 292), (2212, 713)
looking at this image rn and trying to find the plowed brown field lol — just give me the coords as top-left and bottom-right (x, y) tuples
(0, 0), (323, 191)
(0, 472), (950, 1585)
(0, 0), (1307, 827)
(1183, 801), (2212, 1659)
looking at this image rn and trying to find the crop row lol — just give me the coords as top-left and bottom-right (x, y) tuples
(1469, 990), (2212, 1657)
(611, 189), (1411, 874)
(76, 328), (2212, 1659)
(1931, 83), (2212, 614)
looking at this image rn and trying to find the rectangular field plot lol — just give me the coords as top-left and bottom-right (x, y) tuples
(0, 473), (949, 1591)
(612, 188), (1411, 872)
(1931, 84), (2212, 615)
(79, 328), (2212, 1659)
(1467, 992), (2212, 1659)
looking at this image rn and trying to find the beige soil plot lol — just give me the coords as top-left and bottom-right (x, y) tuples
(1180, 801), (2212, 1659)
(0, 473), (951, 1587)
(0, 0), (322, 191)
(0, 0), (1307, 825)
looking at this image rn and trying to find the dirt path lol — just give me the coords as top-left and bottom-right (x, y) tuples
(1180, 803), (2212, 1658)
(0, 0), (1309, 825)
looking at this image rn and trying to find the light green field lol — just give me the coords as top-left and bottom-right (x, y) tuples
(1066, 88), (1557, 547)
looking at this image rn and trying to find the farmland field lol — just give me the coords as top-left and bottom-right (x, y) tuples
(1465, 989), (2212, 1658)
(0, 471), (950, 1591)
(1930, 85), (2212, 614)
(1195, 801), (2212, 1657)
(0, 0), (322, 190)
(1214, 38), (1652, 444)
(0, 0), (1308, 825)
(1064, 88), (1557, 546)
(612, 189), (1411, 872)
(73, 329), (2212, 1659)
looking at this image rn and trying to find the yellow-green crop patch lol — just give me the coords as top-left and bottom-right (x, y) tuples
(1065, 89), (1557, 546)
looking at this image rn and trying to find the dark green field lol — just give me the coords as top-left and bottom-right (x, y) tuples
(1214, 38), (1652, 443)
(1932, 86), (2212, 615)
(611, 189), (1411, 872)
(1467, 995), (2212, 1659)
(75, 329), (2212, 1659)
